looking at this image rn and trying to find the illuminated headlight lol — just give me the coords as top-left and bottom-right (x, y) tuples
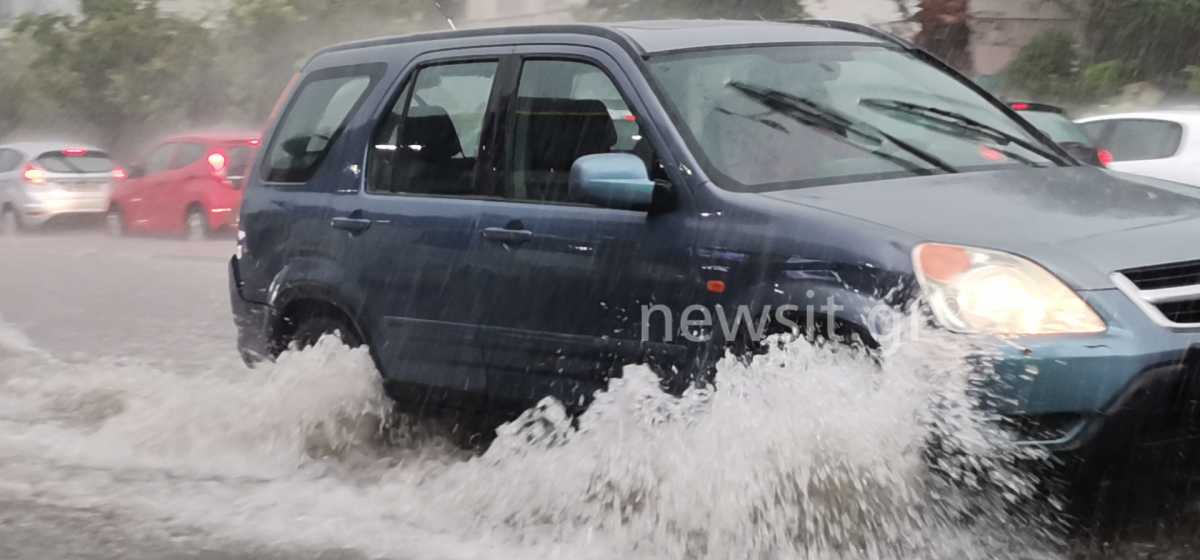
(913, 243), (1106, 335)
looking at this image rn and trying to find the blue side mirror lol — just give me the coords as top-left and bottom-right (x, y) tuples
(568, 153), (654, 211)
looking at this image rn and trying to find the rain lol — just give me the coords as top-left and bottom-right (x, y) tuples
(3, 1), (1200, 558)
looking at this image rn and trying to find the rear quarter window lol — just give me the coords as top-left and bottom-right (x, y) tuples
(263, 63), (385, 183)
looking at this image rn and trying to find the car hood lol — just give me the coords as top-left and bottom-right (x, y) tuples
(761, 166), (1200, 290)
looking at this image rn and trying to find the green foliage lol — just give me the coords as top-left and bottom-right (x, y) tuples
(1180, 66), (1200, 95)
(0, 0), (438, 149)
(3, 0), (217, 145)
(1083, 0), (1200, 83)
(1002, 31), (1080, 101)
(218, 0), (436, 122)
(580, 0), (806, 21)
(1078, 60), (1136, 100)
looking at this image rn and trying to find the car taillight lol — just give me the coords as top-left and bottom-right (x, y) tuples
(1010, 102), (1030, 111)
(1097, 148), (1114, 167)
(62, 147), (89, 157)
(208, 152), (227, 176)
(22, 163), (47, 185)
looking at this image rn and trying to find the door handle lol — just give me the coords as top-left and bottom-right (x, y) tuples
(330, 216), (373, 234)
(481, 227), (533, 245)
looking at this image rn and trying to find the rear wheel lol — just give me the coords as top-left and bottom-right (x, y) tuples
(0, 206), (22, 236)
(185, 206), (209, 241)
(105, 206), (126, 237)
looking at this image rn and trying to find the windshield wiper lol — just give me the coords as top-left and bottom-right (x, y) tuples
(727, 81), (956, 175)
(858, 98), (1068, 166)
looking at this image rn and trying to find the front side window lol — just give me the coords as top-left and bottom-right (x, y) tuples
(648, 45), (1065, 192)
(506, 59), (656, 204)
(265, 64), (383, 183)
(368, 61), (498, 196)
(1101, 119), (1183, 162)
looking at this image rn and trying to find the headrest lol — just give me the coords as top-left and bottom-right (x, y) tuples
(515, 97), (618, 169)
(401, 105), (463, 160)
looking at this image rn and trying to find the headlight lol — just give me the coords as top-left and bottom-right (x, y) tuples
(913, 243), (1106, 335)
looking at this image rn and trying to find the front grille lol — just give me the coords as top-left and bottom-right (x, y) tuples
(1115, 260), (1200, 328)
(1124, 260), (1200, 290)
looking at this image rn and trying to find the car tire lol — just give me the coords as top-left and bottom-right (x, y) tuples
(0, 206), (22, 236)
(286, 313), (363, 352)
(185, 206), (209, 241)
(105, 206), (126, 237)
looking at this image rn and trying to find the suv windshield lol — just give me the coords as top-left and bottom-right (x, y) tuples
(648, 45), (1066, 192)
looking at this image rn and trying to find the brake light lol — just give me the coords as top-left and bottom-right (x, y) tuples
(111, 166), (128, 180)
(1097, 148), (1114, 167)
(22, 163), (47, 185)
(207, 152), (227, 175)
(1010, 102), (1030, 111)
(62, 147), (89, 157)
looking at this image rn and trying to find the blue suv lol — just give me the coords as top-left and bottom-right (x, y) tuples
(231, 20), (1200, 479)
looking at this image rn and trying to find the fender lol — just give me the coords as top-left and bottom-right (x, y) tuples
(267, 254), (370, 343)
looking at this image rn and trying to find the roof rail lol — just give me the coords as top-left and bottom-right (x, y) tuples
(789, 19), (914, 49)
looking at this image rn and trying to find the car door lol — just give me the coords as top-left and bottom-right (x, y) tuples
(149, 142), (207, 233)
(473, 49), (696, 411)
(1082, 118), (1190, 183)
(334, 51), (509, 409)
(121, 143), (177, 231)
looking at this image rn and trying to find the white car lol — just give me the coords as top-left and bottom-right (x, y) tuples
(1076, 111), (1200, 186)
(0, 142), (121, 234)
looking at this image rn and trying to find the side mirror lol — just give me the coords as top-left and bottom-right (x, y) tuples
(568, 153), (654, 211)
(127, 164), (146, 179)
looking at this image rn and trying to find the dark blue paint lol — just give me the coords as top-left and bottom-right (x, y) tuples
(230, 21), (1200, 458)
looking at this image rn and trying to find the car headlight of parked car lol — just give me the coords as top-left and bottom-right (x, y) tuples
(913, 243), (1107, 335)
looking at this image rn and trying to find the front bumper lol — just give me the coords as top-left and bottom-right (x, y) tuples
(229, 256), (274, 366)
(988, 289), (1200, 471)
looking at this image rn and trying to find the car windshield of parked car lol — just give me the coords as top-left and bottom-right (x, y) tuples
(1018, 110), (1093, 145)
(648, 45), (1065, 192)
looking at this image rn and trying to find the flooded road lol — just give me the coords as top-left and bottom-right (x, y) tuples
(0, 232), (1197, 559)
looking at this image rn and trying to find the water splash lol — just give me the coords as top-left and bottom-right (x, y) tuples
(0, 321), (1064, 559)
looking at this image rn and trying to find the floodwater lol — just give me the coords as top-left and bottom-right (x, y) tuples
(0, 231), (1197, 559)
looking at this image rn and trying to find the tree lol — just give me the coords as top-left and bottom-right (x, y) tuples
(8, 0), (217, 148)
(912, 0), (972, 73)
(1003, 30), (1078, 101)
(218, 0), (438, 124)
(579, 0), (806, 21)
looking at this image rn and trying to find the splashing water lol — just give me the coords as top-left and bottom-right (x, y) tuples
(0, 315), (1063, 559)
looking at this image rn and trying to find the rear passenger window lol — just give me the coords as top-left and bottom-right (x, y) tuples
(507, 59), (657, 204)
(144, 144), (176, 175)
(368, 61), (499, 195)
(1104, 119), (1183, 162)
(264, 64), (384, 183)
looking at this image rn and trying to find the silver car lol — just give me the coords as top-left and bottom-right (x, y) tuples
(0, 142), (119, 234)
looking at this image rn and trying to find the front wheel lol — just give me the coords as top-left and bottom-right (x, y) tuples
(185, 207), (209, 241)
(284, 313), (363, 353)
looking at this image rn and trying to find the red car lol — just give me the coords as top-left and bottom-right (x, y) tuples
(108, 133), (259, 238)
